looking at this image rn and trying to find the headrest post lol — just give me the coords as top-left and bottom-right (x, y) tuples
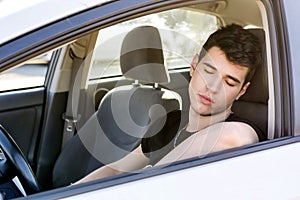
(132, 80), (140, 87)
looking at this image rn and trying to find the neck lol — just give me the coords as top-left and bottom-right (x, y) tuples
(186, 107), (232, 132)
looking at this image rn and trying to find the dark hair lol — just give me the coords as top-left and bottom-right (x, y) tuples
(199, 24), (262, 85)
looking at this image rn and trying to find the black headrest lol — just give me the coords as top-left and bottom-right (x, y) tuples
(120, 26), (170, 84)
(239, 28), (268, 104)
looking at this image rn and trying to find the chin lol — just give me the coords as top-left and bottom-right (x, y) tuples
(195, 107), (212, 116)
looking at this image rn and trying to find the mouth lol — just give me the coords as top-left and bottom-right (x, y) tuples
(198, 94), (214, 105)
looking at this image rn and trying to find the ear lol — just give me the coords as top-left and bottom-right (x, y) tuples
(236, 82), (250, 100)
(190, 54), (199, 77)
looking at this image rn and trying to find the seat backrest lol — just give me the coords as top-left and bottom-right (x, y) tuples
(96, 25), (181, 151)
(231, 28), (268, 141)
(52, 26), (181, 187)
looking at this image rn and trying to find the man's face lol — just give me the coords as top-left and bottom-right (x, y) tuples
(189, 46), (250, 116)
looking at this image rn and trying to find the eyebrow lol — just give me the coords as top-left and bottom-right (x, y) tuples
(204, 62), (241, 84)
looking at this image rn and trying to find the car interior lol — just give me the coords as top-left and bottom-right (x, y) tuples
(0, 0), (274, 196)
(52, 25), (182, 187)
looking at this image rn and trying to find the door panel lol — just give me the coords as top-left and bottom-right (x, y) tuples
(62, 141), (300, 200)
(0, 87), (44, 166)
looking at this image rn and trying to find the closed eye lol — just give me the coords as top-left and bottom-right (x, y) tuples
(203, 62), (216, 74)
(225, 80), (235, 87)
(204, 68), (214, 74)
(225, 77), (240, 87)
(226, 75), (241, 87)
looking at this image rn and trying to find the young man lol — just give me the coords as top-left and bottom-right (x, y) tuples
(75, 24), (263, 183)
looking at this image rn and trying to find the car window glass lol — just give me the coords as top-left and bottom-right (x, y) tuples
(0, 53), (51, 91)
(88, 8), (218, 80)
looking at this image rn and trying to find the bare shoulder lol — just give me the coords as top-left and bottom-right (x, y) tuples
(156, 122), (259, 165)
(214, 121), (259, 147)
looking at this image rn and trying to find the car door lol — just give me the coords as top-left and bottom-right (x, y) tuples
(41, 0), (296, 199)
(1, 0), (299, 199)
(0, 55), (51, 169)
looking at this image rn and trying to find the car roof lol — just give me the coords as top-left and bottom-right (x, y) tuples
(0, 0), (112, 45)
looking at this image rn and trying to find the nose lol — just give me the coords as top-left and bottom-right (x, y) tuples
(206, 75), (222, 93)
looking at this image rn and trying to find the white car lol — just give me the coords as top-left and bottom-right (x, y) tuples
(0, 0), (299, 199)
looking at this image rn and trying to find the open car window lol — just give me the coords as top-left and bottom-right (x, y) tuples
(59, 0), (272, 187)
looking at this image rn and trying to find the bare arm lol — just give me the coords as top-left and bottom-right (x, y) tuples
(155, 122), (258, 166)
(75, 145), (149, 184)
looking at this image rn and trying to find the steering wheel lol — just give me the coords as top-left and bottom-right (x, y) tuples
(0, 125), (40, 195)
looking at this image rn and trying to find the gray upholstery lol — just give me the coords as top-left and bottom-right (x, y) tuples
(120, 26), (170, 84)
(95, 25), (180, 152)
(52, 26), (180, 187)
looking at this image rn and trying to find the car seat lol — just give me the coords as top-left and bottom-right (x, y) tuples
(52, 26), (181, 187)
